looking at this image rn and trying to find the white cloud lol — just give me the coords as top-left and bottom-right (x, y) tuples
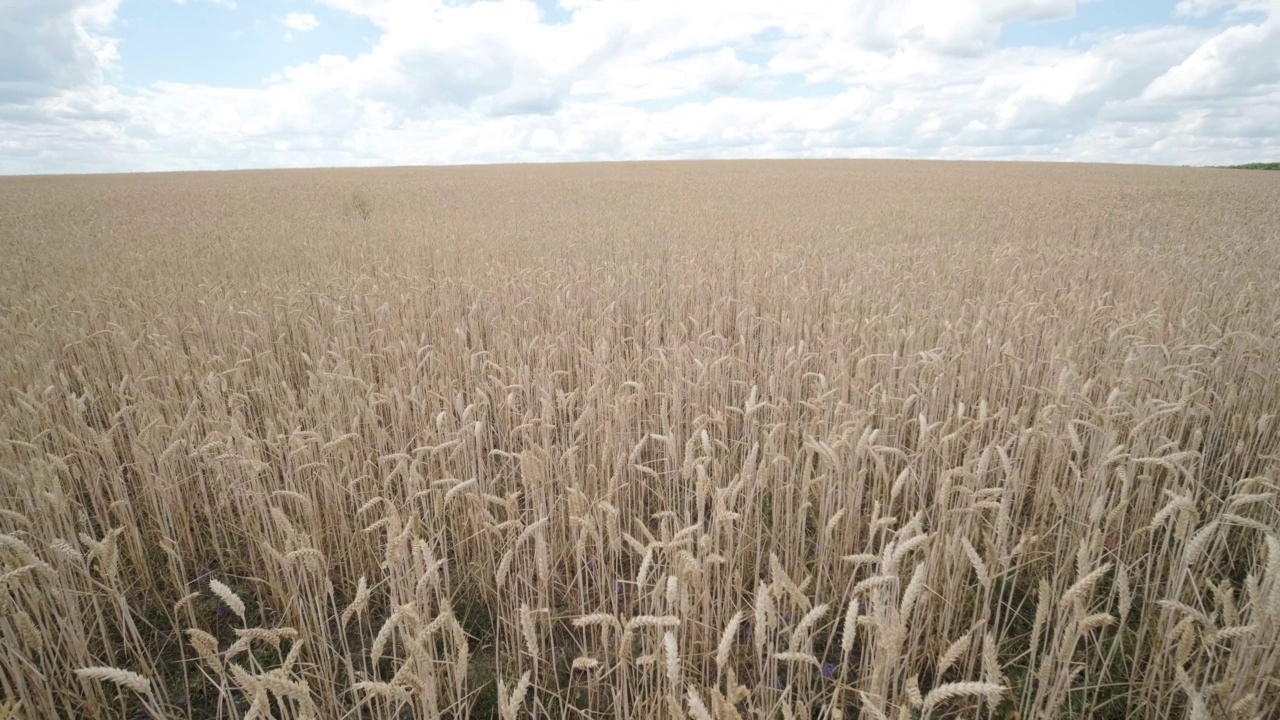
(1175, 0), (1276, 17)
(173, 0), (238, 7)
(0, 0), (119, 104)
(1144, 16), (1280, 99)
(2, 0), (1279, 173)
(282, 12), (320, 33)
(701, 49), (752, 94)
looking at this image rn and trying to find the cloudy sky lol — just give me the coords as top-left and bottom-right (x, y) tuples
(1, 0), (1277, 174)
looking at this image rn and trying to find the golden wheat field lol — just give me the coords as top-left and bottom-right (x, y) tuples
(1, 159), (1279, 719)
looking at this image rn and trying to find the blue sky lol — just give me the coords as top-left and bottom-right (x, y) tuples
(1, 0), (1277, 173)
(116, 1), (379, 88)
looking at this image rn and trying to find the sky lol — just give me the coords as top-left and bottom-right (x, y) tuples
(1, 0), (1278, 174)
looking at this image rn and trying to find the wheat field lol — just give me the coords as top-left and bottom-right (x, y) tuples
(1, 159), (1279, 719)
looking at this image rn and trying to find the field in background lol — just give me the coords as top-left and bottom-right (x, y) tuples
(1, 160), (1279, 719)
